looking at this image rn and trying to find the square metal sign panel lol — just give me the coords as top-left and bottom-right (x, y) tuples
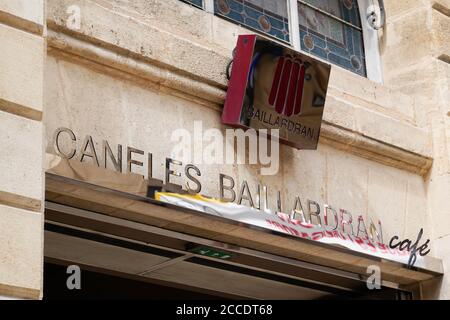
(222, 35), (331, 150)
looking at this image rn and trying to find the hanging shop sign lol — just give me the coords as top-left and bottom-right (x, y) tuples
(222, 34), (331, 150)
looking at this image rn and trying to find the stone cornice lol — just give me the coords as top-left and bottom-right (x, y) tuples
(320, 122), (432, 176)
(0, 9), (43, 36)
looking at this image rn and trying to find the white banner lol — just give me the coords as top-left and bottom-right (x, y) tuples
(156, 192), (419, 266)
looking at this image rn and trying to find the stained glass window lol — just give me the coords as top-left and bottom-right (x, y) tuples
(214, 0), (290, 43)
(176, 0), (368, 77)
(298, 0), (366, 76)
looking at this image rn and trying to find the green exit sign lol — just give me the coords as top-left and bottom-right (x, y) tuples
(189, 247), (233, 260)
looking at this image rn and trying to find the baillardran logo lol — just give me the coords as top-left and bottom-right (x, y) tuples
(268, 56), (306, 117)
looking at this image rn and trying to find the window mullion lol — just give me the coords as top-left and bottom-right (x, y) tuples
(204, 0), (214, 13)
(357, 0), (383, 82)
(288, 0), (301, 51)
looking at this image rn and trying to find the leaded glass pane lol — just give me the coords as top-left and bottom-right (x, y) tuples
(298, 0), (366, 76)
(299, 1), (345, 44)
(214, 0), (290, 43)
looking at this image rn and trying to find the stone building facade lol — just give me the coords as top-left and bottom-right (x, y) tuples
(0, 0), (448, 299)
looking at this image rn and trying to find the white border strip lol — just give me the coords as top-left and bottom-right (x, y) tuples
(357, 0), (383, 83)
(288, 0), (301, 51)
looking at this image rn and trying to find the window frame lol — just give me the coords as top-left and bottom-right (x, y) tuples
(202, 0), (382, 82)
(356, 0), (383, 82)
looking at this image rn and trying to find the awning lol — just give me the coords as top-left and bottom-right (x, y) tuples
(44, 165), (443, 298)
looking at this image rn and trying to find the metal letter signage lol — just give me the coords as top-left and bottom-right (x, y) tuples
(222, 35), (331, 150)
(50, 127), (435, 270)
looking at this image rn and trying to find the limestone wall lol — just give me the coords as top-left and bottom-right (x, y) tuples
(0, 0), (45, 299)
(382, 0), (450, 299)
(44, 53), (431, 244)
